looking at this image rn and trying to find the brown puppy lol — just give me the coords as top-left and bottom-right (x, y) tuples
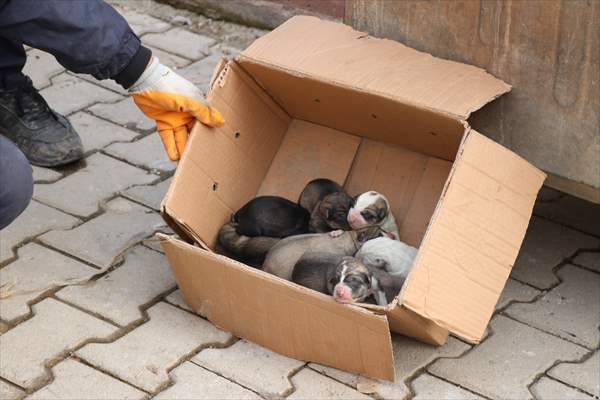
(262, 226), (383, 280)
(218, 222), (281, 268)
(298, 179), (354, 233)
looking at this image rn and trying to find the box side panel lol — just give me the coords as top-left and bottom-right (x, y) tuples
(161, 237), (395, 381)
(239, 60), (464, 162)
(345, 139), (452, 247)
(401, 130), (546, 342)
(164, 62), (291, 248)
(241, 15), (510, 119)
(386, 305), (449, 346)
(258, 120), (361, 200)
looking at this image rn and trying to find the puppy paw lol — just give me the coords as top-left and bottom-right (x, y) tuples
(329, 229), (344, 238)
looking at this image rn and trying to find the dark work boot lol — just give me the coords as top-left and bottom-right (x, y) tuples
(0, 75), (83, 167)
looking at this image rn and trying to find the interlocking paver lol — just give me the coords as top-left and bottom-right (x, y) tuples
(165, 289), (192, 312)
(77, 302), (231, 392)
(68, 112), (138, 153)
(122, 178), (172, 212)
(22, 49), (64, 89)
(411, 373), (483, 400)
(31, 166), (62, 183)
(534, 187), (600, 237)
(0, 200), (79, 263)
(0, 298), (117, 389)
(549, 351), (600, 397)
(0, 380), (25, 400)
(0, 243), (95, 323)
(178, 53), (224, 93)
(530, 377), (594, 400)
(34, 153), (156, 217)
(40, 73), (122, 115)
(115, 6), (171, 35)
(573, 251), (600, 273)
(429, 315), (587, 400)
(147, 45), (191, 69)
(193, 340), (304, 398)
(88, 97), (155, 132)
(105, 134), (176, 173)
(57, 246), (175, 326)
(288, 368), (370, 400)
(496, 278), (541, 310)
(40, 198), (166, 268)
(506, 265), (600, 348)
(27, 358), (146, 400)
(310, 335), (470, 399)
(511, 217), (599, 289)
(143, 28), (215, 60)
(155, 362), (260, 400)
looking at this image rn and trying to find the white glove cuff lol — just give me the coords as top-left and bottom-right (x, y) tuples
(129, 56), (168, 93)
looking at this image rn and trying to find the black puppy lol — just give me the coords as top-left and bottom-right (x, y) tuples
(233, 196), (310, 238)
(298, 178), (344, 212)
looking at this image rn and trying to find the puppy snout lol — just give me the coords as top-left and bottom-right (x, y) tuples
(333, 284), (352, 302)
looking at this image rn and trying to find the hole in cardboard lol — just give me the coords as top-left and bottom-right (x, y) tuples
(371, 113), (377, 119)
(314, 98), (321, 103)
(428, 131), (438, 136)
(234, 131), (241, 139)
(212, 182), (218, 191)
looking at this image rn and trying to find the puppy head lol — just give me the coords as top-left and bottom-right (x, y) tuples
(318, 192), (353, 230)
(347, 191), (390, 230)
(328, 257), (373, 304)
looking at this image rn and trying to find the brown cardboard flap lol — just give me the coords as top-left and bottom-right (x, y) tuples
(385, 306), (449, 346)
(241, 16), (510, 120)
(160, 236), (396, 381)
(400, 130), (546, 342)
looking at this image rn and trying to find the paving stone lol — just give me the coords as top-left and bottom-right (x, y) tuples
(88, 97), (155, 132)
(155, 362), (260, 400)
(122, 178), (172, 211)
(309, 335), (470, 399)
(40, 198), (166, 268)
(27, 358), (145, 400)
(57, 246), (175, 326)
(530, 377), (594, 400)
(34, 153), (156, 217)
(178, 53), (224, 93)
(40, 74), (122, 115)
(105, 134), (176, 172)
(77, 302), (231, 392)
(0, 243), (96, 323)
(193, 340), (304, 398)
(165, 289), (192, 312)
(506, 265), (600, 348)
(573, 251), (600, 273)
(411, 373), (484, 400)
(549, 351), (600, 397)
(0, 380), (25, 400)
(429, 315), (587, 400)
(534, 186), (600, 237)
(31, 166), (62, 183)
(147, 45), (191, 69)
(495, 278), (541, 310)
(23, 49), (64, 89)
(0, 200), (80, 263)
(288, 368), (370, 400)
(116, 6), (171, 35)
(75, 74), (127, 94)
(511, 217), (599, 289)
(143, 28), (215, 60)
(68, 112), (138, 153)
(0, 298), (117, 389)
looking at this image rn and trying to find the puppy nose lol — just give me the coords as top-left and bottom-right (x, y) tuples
(334, 285), (352, 300)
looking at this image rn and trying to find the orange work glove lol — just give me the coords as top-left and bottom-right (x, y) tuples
(129, 57), (224, 161)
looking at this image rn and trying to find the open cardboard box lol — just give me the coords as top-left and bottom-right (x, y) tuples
(158, 16), (546, 381)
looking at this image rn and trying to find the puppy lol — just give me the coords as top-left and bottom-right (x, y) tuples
(233, 196), (310, 238)
(299, 179), (354, 233)
(291, 252), (345, 294)
(347, 191), (399, 239)
(218, 222), (281, 267)
(330, 257), (386, 305)
(262, 226), (383, 280)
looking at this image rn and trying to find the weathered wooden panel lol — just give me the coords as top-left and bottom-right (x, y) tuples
(346, 0), (600, 198)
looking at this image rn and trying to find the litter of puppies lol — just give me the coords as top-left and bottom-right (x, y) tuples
(217, 178), (417, 305)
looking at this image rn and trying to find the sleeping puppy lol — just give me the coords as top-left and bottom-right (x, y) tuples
(298, 179), (354, 233)
(262, 226), (383, 281)
(218, 222), (281, 267)
(233, 196), (310, 238)
(346, 191), (399, 239)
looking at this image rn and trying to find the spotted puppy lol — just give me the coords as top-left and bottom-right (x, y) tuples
(346, 191), (399, 239)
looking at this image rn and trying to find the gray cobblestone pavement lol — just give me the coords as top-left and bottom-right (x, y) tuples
(1, 2), (599, 399)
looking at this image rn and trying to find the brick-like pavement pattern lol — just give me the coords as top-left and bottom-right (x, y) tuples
(2, 2), (599, 399)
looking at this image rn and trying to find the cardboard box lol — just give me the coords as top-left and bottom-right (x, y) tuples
(159, 16), (546, 381)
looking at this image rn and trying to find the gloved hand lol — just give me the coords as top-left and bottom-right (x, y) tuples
(129, 57), (224, 161)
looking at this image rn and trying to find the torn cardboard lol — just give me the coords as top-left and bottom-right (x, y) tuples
(160, 16), (545, 381)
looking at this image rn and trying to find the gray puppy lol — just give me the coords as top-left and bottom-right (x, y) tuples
(218, 222), (281, 268)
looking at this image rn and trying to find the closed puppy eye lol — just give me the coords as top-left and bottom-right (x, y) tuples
(361, 211), (376, 221)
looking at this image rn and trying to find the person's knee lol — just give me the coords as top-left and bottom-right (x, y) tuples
(0, 136), (34, 230)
